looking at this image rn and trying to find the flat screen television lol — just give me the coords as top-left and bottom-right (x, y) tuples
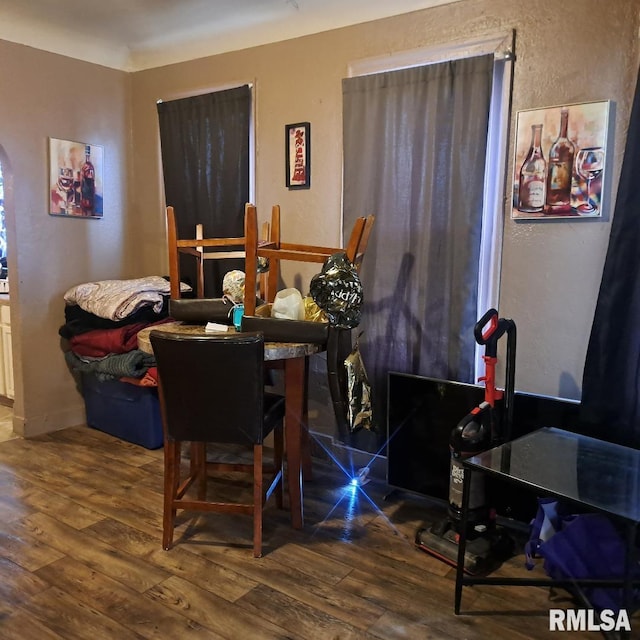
(386, 372), (485, 504)
(386, 371), (582, 523)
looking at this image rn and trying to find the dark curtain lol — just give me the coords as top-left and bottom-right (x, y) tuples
(580, 67), (640, 448)
(157, 86), (250, 297)
(342, 55), (494, 448)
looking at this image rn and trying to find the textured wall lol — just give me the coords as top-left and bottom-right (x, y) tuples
(132, 0), (639, 400)
(0, 41), (131, 435)
(1, 0), (638, 438)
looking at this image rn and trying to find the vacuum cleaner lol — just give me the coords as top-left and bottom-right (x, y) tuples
(415, 308), (517, 574)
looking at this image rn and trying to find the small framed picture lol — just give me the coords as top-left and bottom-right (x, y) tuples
(285, 122), (310, 189)
(512, 100), (611, 220)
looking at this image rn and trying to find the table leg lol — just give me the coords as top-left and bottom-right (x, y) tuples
(285, 356), (305, 529)
(454, 463), (472, 614)
(300, 356), (313, 481)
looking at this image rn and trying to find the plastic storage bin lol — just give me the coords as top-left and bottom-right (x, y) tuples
(81, 374), (163, 449)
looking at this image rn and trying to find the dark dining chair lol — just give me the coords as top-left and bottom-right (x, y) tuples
(150, 330), (285, 557)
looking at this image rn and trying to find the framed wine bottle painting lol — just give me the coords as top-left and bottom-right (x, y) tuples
(511, 100), (611, 220)
(48, 138), (104, 219)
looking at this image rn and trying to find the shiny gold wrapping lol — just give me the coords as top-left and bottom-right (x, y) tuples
(344, 342), (373, 432)
(303, 297), (329, 323)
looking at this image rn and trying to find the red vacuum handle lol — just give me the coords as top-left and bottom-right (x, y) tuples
(474, 308), (502, 356)
(474, 308), (507, 407)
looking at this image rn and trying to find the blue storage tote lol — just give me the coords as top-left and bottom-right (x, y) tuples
(81, 373), (164, 449)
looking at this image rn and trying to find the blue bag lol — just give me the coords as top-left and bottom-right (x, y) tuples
(525, 497), (571, 569)
(525, 499), (639, 612)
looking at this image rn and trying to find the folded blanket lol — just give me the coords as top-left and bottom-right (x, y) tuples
(59, 297), (171, 339)
(64, 276), (191, 321)
(70, 322), (148, 357)
(69, 318), (173, 357)
(65, 349), (156, 382)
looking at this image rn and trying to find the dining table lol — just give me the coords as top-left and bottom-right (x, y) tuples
(137, 321), (323, 530)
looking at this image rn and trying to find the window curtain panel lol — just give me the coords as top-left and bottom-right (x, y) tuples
(157, 86), (250, 297)
(580, 66), (640, 448)
(342, 55), (494, 443)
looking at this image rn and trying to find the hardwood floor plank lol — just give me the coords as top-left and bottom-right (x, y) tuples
(14, 585), (146, 640)
(367, 610), (459, 640)
(267, 542), (354, 585)
(18, 512), (170, 593)
(0, 526), (65, 572)
(35, 556), (226, 639)
(0, 492), (36, 523)
(300, 530), (458, 595)
(85, 516), (260, 602)
(180, 543), (386, 631)
(0, 556), (51, 615)
(0, 608), (68, 640)
(146, 575), (292, 639)
(19, 485), (106, 530)
(26, 437), (160, 488)
(57, 483), (163, 538)
(0, 442), (75, 491)
(48, 426), (161, 468)
(337, 570), (544, 640)
(340, 568), (469, 622)
(0, 427), (635, 639)
(238, 582), (371, 639)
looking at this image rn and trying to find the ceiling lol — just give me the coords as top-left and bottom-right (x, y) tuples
(0, 0), (461, 72)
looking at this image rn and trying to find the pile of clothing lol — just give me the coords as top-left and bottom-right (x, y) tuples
(59, 276), (187, 386)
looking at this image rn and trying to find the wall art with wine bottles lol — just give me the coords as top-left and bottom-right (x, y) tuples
(511, 100), (611, 220)
(48, 138), (103, 219)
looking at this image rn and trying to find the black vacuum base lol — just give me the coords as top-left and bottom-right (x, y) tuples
(415, 520), (514, 575)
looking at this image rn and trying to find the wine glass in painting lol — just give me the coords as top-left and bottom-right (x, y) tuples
(575, 147), (604, 214)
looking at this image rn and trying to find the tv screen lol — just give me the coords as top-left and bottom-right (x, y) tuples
(386, 372), (582, 523)
(386, 372), (484, 504)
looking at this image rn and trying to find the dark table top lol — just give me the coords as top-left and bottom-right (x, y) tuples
(465, 427), (640, 523)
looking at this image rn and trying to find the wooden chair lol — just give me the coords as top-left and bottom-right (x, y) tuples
(166, 205), (279, 301)
(243, 204), (375, 316)
(151, 330), (285, 557)
(243, 204), (375, 448)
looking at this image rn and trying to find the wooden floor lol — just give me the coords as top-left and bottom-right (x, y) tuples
(0, 425), (628, 639)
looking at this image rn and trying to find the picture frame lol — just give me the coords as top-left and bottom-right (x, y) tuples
(285, 122), (310, 189)
(49, 137), (104, 218)
(511, 100), (611, 220)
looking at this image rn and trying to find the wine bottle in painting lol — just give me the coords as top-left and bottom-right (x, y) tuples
(518, 124), (546, 213)
(81, 145), (95, 216)
(545, 107), (575, 213)
(73, 170), (82, 213)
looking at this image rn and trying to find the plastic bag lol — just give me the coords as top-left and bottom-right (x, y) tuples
(309, 253), (363, 329)
(525, 498), (640, 612)
(222, 270), (245, 304)
(344, 335), (373, 432)
(271, 288), (305, 320)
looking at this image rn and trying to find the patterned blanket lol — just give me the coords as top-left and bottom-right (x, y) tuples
(64, 276), (190, 321)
